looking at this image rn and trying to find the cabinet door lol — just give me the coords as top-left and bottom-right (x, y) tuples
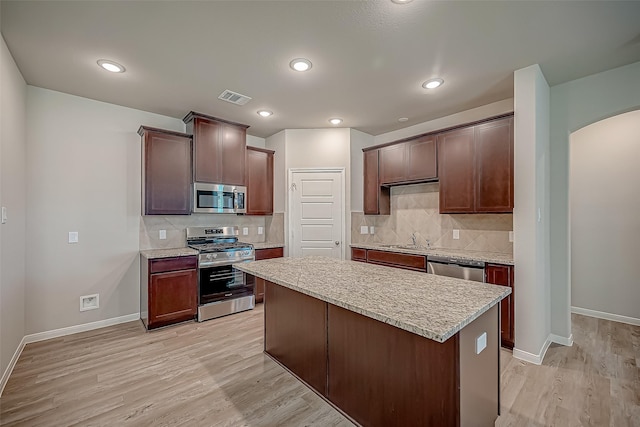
(255, 247), (284, 260)
(485, 264), (514, 349)
(406, 136), (437, 182)
(142, 129), (192, 215)
(437, 127), (475, 213)
(363, 149), (390, 215)
(148, 269), (197, 328)
(255, 277), (266, 303)
(475, 117), (514, 212)
(246, 147), (274, 215)
(220, 124), (247, 186)
(193, 118), (223, 183)
(379, 143), (407, 184)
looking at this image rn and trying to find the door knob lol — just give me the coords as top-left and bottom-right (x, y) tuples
(335, 241), (340, 246)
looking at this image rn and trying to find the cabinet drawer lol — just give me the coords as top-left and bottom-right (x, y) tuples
(366, 250), (426, 272)
(351, 248), (367, 261)
(255, 247), (284, 260)
(149, 256), (197, 274)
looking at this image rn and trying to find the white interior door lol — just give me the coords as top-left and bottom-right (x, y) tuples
(289, 170), (344, 259)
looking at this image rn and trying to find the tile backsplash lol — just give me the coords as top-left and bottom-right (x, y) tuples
(140, 213), (284, 250)
(352, 183), (513, 254)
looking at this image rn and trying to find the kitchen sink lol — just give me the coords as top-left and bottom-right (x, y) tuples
(379, 244), (427, 250)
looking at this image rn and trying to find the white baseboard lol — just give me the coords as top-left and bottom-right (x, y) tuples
(549, 333), (574, 347)
(0, 313), (139, 397)
(571, 306), (640, 326)
(0, 336), (26, 397)
(512, 336), (552, 365)
(24, 313), (140, 344)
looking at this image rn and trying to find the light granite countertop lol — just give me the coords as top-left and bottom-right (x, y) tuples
(252, 243), (285, 250)
(235, 256), (511, 343)
(350, 243), (514, 265)
(140, 247), (199, 259)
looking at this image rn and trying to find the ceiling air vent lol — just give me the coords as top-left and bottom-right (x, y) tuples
(218, 89), (252, 106)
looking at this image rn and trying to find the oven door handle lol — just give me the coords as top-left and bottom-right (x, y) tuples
(199, 258), (254, 268)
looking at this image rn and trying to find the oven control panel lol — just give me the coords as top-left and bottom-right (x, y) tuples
(198, 249), (255, 267)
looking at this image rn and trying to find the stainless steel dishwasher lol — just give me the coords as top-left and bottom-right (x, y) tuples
(427, 255), (486, 282)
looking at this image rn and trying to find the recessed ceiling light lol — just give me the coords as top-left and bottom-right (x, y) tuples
(257, 110), (273, 117)
(290, 58), (312, 72)
(97, 59), (125, 73)
(391, 0), (413, 3)
(422, 78), (444, 89)
(329, 118), (343, 125)
(398, 117), (409, 122)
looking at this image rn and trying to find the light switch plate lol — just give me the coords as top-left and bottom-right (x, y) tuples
(242, 227), (249, 235)
(159, 230), (167, 240)
(360, 226), (368, 235)
(68, 231), (79, 243)
(258, 227), (264, 235)
(475, 332), (487, 354)
(369, 226), (375, 235)
(509, 231), (514, 242)
(1, 207), (6, 224)
(453, 229), (460, 240)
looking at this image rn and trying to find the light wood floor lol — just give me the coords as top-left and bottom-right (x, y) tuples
(1, 307), (638, 426)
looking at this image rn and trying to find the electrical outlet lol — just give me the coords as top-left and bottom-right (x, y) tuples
(80, 294), (99, 311)
(1, 207), (7, 224)
(369, 226), (375, 235)
(453, 229), (460, 240)
(159, 229), (167, 240)
(360, 226), (368, 235)
(243, 227), (249, 235)
(69, 231), (79, 243)
(475, 332), (487, 354)
(509, 231), (514, 242)
(258, 227), (264, 235)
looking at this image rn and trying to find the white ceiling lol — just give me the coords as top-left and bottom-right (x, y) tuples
(2, 1), (640, 138)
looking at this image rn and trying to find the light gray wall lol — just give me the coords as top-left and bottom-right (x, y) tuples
(570, 110), (640, 321)
(549, 60), (640, 338)
(246, 134), (266, 148)
(0, 36), (27, 383)
(25, 87), (184, 334)
(513, 64), (551, 358)
(373, 98), (514, 145)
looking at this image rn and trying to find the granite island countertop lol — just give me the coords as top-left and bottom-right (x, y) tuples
(235, 256), (511, 343)
(350, 243), (514, 265)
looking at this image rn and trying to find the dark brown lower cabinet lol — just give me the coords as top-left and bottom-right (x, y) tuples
(486, 264), (515, 349)
(254, 247), (284, 303)
(366, 249), (426, 272)
(140, 256), (197, 330)
(263, 280), (499, 427)
(350, 247), (367, 262)
(264, 280), (327, 394)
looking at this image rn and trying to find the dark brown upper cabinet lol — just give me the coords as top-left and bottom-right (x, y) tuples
(475, 117), (514, 212)
(183, 111), (249, 186)
(245, 146), (274, 215)
(437, 127), (476, 213)
(138, 126), (192, 215)
(363, 149), (390, 215)
(438, 116), (513, 214)
(379, 136), (437, 185)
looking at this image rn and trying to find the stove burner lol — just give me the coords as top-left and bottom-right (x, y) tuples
(188, 241), (253, 253)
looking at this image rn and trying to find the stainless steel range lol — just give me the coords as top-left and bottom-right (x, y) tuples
(186, 226), (255, 322)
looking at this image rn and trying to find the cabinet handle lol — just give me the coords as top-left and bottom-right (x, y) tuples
(225, 293), (233, 297)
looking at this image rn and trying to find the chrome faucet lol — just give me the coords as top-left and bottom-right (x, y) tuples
(411, 232), (417, 246)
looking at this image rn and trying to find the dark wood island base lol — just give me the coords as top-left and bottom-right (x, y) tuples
(263, 280), (499, 427)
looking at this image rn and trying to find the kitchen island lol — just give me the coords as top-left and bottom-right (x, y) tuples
(235, 256), (511, 427)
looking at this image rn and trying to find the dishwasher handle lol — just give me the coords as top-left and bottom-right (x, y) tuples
(427, 255), (485, 268)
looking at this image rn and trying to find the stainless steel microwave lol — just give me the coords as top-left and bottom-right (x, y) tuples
(193, 183), (246, 214)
